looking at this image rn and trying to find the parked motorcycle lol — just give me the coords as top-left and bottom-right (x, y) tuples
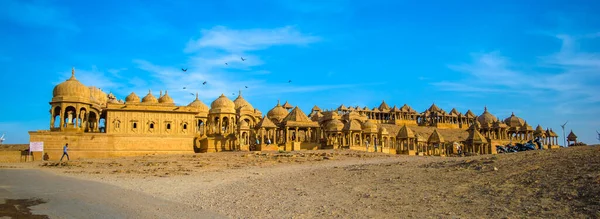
(496, 145), (508, 153)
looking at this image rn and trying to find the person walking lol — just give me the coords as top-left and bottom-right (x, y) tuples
(60, 143), (70, 161)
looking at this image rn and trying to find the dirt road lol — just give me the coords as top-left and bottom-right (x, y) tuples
(0, 169), (224, 219)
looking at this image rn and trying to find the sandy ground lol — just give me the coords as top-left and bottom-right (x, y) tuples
(1, 146), (599, 218)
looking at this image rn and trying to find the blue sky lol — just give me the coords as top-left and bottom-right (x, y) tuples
(0, 0), (599, 144)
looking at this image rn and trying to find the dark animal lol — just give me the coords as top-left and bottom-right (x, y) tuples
(241, 57), (246, 61)
(203, 81), (207, 85)
(182, 68), (187, 72)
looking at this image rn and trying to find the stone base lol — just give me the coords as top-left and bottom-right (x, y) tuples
(200, 135), (236, 152)
(393, 120), (418, 126)
(29, 131), (195, 161)
(257, 144), (278, 151)
(434, 123), (460, 129)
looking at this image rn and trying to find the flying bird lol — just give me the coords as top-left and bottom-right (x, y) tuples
(245, 86), (248, 88)
(183, 87), (186, 89)
(203, 81), (207, 85)
(241, 57), (246, 61)
(232, 93), (235, 95)
(182, 68), (187, 72)
(288, 80), (292, 83)
(190, 93), (194, 96)
(225, 63), (228, 65)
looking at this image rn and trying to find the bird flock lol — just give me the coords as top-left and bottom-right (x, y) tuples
(181, 57), (292, 97)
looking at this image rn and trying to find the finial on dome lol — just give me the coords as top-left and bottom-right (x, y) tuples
(277, 99), (281, 106)
(511, 112), (515, 116)
(484, 106), (488, 112)
(159, 90), (163, 97)
(68, 67), (76, 80)
(195, 92), (199, 100)
(148, 89), (152, 94)
(239, 89), (242, 97)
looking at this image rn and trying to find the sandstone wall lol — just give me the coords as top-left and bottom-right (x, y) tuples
(29, 131), (195, 161)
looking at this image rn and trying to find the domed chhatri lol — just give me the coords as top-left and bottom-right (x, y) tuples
(158, 90), (174, 104)
(32, 69), (561, 160)
(187, 93), (209, 112)
(503, 112), (525, 127)
(476, 106), (498, 125)
(209, 94), (236, 114)
(141, 90), (158, 103)
(125, 92), (140, 103)
(52, 67), (90, 103)
(267, 100), (289, 123)
(233, 90), (254, 111)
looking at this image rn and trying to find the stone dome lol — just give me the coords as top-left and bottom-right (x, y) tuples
(477, 107), (497, 125)
(210, 94), (236, 114)
(362, 120), (378, 133)
(503, 112), (525, 127)
(326, 119), (344, 131)
(125, 92), (140, 103)
(267, 100), (289, 122)
(141, 90), (158, 103)
(52, 68), (90, 103)
(348, 111), (360, 117)
(158, 90), (174, 104)
(187, 93), (209, 112)
(233, 91), (254, 111)
(88, 86), (108, 105)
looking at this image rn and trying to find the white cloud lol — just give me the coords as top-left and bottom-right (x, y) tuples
(123, 25), (373, 106)
(0, 0), (78, 31)
(184, 26), (321, 53)
(432, 34), (600, 107)
(51, 26), (374, 109)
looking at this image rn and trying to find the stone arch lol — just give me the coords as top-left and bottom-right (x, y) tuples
(222, 117), (230, 133)
(78, 107), (87, 128)
(52, 106), (62, 129)
(99, 118), (106, 133)
(212, 117), (220, 134)
(87, 111), (98, 132)
(63, 106), (77, 127)
(239, 115), (256, 128)
(196, 119), (205, 134)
